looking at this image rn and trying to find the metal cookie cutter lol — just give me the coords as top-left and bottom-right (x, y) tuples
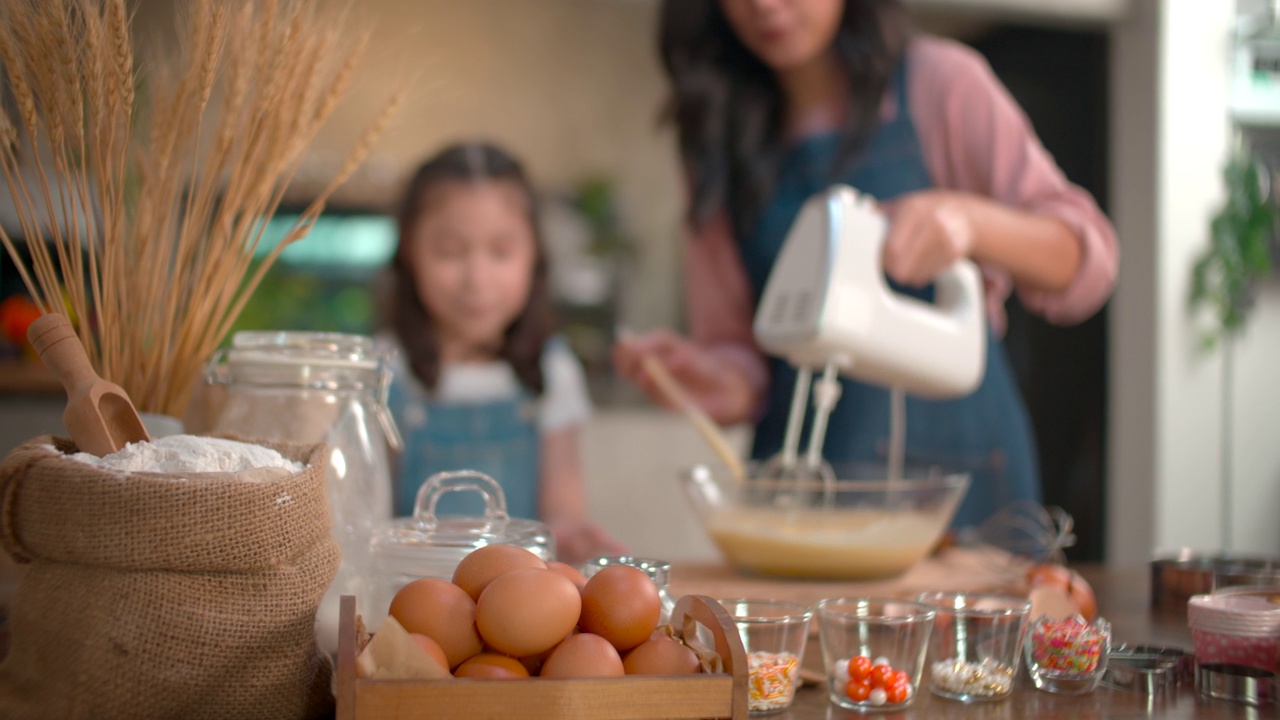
(1101, 645), (1191, 694)
(1198, 663), (1276, 707)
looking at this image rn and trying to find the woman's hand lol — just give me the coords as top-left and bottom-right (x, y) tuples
(882, 189), (1083, 293)
(550, 519), (627, 566)
(612, 329), (757, 425)
(881, 190), (977, 288)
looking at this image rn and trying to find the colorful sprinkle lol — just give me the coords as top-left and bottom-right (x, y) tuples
(1030, 617), (1106, 675)
(747, 651), (800, 711)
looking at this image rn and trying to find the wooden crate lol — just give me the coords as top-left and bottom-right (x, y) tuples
(335, 594), (749, 720)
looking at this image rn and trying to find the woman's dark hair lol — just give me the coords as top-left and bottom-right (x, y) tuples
(392, 141), (556, 394)
(659, 0), (910, 238)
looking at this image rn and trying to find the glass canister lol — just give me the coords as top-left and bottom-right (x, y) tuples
(204, 331), (402, 653)
(368, 470), (555, 629)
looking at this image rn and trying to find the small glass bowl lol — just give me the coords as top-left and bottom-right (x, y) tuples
(717, 599), (813, 715)
(1024, 615), (1111, 694)
(815, 598), (935, 712)
(917, 592), (1031, 702)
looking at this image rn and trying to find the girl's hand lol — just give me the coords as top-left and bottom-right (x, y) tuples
(881, 190), (978, 287)
(550, 519), (627, 566)
(612, 329), (756, 425)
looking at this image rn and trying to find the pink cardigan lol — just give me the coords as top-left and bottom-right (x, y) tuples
(685, 36), (1119, 399)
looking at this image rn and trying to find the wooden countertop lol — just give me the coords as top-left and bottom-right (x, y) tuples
(669, 561), (1261, 719)
(0, 559), (1269, 717)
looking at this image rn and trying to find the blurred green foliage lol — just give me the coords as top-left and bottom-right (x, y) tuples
(574, 176), (634, 259)
(227, 260), (379, 343)
(1190, 147), (1279, 349)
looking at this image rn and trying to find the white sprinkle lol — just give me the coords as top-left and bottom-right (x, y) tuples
(930, 657), (1014, 697)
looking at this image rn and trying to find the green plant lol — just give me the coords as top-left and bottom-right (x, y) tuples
(574, 176), (634, 259)
(1190, 147), (1280, 348)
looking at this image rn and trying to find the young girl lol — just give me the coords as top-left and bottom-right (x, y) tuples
(614, 0), (1118, 530)
(386, 142), (624, 564)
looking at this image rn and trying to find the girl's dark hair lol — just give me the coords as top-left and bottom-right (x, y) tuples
(392, 141), (556, 394)
(658, 0), (910, 238)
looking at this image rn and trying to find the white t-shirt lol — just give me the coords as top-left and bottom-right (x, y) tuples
(386, 337), (593, 434)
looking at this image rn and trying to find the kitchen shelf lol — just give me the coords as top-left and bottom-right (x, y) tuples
(0, 360), (58, 395)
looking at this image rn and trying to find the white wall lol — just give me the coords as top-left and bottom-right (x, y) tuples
(908, 0), (1127, 24)
(1227, 280), (1280, 550)
(1154, 0), (1236, 555)
(1109, 0), (1164, 566)
(1109, 0), (1280, 564)
(1226, 0), (1280, 555)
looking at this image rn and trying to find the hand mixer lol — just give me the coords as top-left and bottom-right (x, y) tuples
(751, 185), (987, 481)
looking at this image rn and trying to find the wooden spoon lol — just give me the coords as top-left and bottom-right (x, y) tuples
(640, 354), (747, 484)
(27, 312), (151, 456)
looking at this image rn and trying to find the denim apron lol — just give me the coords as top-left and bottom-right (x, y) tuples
(388, 370), (540, 521)
(739, 63), (1040, 529)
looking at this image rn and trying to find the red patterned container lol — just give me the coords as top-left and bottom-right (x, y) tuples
(1187, 590), (1280, 672)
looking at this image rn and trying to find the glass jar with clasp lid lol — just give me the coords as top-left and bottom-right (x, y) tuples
(204, 331), (403, 653)
(368, 470), (555, 630)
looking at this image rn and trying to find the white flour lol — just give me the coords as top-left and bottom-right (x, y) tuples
(66, 434), (303, 474)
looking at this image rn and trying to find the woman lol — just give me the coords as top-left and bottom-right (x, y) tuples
(613, 0), (1118, 528)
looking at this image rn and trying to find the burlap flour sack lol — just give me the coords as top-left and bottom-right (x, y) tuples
(0, 435), (339, 720)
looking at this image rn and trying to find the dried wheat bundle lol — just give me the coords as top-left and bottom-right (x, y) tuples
(0, 0), (403, 416)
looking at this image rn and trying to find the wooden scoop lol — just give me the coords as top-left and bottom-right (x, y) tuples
(27, 312), (151, 456)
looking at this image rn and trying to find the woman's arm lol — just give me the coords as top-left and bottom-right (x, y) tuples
(538, 426), (587, 526)
(539, 427), (626, 565)
(906, 35), (1119, 325)
(538, 342), (625, 563)
(682, 211), (770, 421)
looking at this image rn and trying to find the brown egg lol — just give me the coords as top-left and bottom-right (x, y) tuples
(452, 544), (547, 601)
(546, 560), (588, 590)
(540, 633), (624, 678)
(578, 565), (661, 652)
(453, 653), (530, 679)
(475, 567), (581, 657)
(623, 636), (702, 676)
(407, 633), (451, 671)
(388, 578), (483, 668)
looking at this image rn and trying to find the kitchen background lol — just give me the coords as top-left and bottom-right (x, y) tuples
(1, 0), (1277, 565)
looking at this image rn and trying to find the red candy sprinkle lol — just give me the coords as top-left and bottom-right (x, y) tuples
(842, 656), (914, 706)
(886, 683), (909, 704)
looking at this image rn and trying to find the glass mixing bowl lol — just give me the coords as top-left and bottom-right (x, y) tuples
(681, 464), (969, 581)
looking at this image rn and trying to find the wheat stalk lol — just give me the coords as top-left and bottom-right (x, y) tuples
(0, 0), (401, 416)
